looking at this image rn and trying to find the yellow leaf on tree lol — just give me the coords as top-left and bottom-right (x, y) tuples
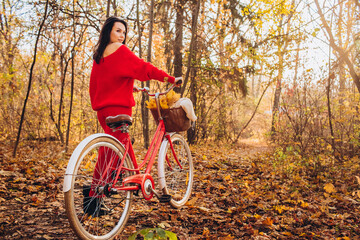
(324, 183), (336, 194)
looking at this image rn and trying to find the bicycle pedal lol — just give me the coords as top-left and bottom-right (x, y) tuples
(159, 194), (172, 203)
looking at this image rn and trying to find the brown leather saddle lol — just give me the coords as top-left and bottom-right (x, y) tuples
(105, 114), (132, 129)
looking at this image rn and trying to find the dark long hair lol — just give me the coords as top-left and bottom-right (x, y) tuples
(93, 16), (128, 64)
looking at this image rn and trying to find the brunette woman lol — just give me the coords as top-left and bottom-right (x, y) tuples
(85, 16), (175, 216)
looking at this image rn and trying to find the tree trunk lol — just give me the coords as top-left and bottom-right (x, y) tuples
(13, 0), (49, 157)
(293, 39), (300, 88)
(112, 0), (118, 16)
(57, 57), (68, 144)
(326, 72), (338, 160)
(186, 0), (200, 144)
(160, 1), (172, 73)
(187, 68), (197, 144)
(142, 0), (155, 148)
(271, 31), (286, 135)
(106, 0), (111, 17)
(270, 7), (294, 136)
(173, 0), (185, 83)
(137, 0), (149, 148)
(337, 1), (345, 93)
(65, 0), (77, 152)
(216, 1), (226, 141)
(181, 0), (200, 97)
(271, 71), (283, 135)
(137, 0), (147, 147)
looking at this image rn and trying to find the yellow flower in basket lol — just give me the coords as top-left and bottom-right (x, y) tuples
(145, 100), (156, 109)
(146, 90), (180, 110)
(159, 97), (169, 109)
(166, 89), (180, 106)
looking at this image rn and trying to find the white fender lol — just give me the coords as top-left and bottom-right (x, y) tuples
(157, 133), (176, 190)
(63, 133), (122, 193)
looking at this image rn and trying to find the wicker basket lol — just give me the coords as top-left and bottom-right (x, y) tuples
(150, 107), (191, 132)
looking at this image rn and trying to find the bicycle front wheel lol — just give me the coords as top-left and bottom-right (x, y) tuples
(64, 134), (134, 240)
(158, 133), (194, 208)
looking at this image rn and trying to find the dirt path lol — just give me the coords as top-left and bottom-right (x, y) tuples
(1, 140), (359, 239)
(0, 140), (268, 239)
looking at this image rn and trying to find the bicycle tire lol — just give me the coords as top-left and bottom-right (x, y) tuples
(64, 134), (134, 240)
(158, 133), (194, 208)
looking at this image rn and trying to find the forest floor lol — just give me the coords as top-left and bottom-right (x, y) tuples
(0, 138), (360, 240)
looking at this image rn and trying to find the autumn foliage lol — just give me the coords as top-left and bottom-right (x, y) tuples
(0, 0), (360, 239)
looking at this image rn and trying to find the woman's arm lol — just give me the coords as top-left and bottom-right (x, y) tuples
(121, 45), (175, 83)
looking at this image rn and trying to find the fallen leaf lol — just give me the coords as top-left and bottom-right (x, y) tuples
(26, 168), (34, 175)
(186, 197), (198, 206)
(282, 232), (292, 236)
(262, 217), (273, 226)
(198, 207), (211, 212)
(202, 227), (210, 236)
(355, 176), (360, 185)
(324, 183), (336, 194)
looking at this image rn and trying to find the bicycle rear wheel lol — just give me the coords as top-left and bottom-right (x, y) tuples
(64, 134), (134, 240)
(158, 133), (194, 208)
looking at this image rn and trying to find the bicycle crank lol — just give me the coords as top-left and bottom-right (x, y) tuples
(122, 173), (154, 200)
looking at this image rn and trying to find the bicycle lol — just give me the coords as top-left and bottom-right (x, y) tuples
(63, 79), (194, 240)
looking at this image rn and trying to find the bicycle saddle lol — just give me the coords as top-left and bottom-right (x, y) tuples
(105, 114), (133, 129)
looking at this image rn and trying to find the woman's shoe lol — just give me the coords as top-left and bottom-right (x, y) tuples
(83, 185), (107, 217)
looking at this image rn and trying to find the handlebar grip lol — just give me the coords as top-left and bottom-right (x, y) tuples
(175, 77), (182, 85)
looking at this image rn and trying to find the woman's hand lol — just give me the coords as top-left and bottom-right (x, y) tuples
(175, 77), (182, 87)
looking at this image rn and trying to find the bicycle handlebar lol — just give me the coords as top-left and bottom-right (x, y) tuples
(134, 77), (182, 97)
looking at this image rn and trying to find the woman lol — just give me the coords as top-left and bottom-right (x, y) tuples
(85, 16), (175, 216)
(90, 16), (175, 142)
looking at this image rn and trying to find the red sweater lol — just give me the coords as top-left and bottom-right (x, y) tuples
(90, 45), (175, 111)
